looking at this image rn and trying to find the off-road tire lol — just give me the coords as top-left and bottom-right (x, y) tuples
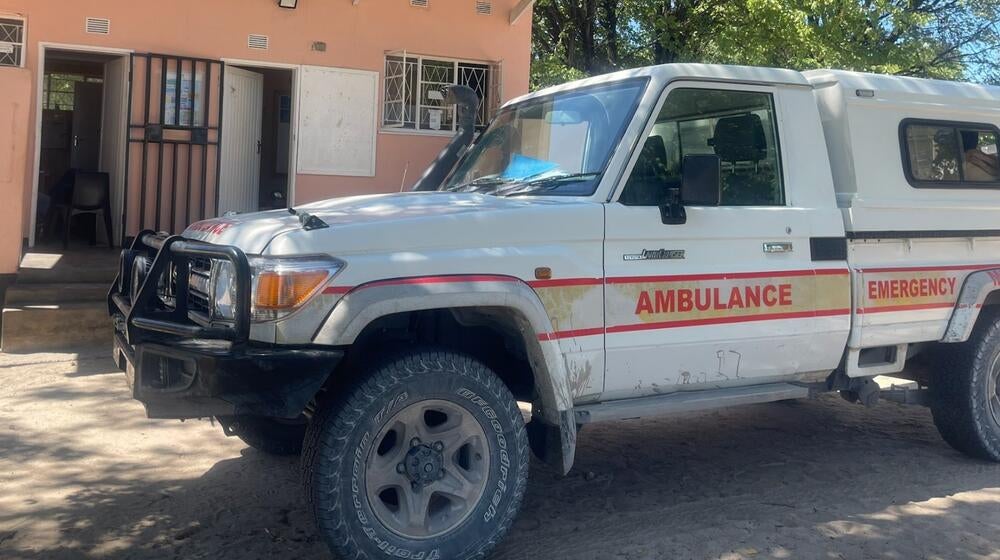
(227, 415), (307, 456)
(301, 349), (530, 560)
(930, 310), (1000, 461)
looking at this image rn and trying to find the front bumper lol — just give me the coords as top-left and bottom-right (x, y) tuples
(109, 231), (342, 419)
(109, 231), (253, 344)
(113, 330), (343, 419)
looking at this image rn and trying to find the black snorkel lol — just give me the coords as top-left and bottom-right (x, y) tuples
(411, 85), (481, 191)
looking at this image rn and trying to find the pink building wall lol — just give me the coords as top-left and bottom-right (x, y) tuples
(0, 67), (31, 274)
(0, 0), (533, 272)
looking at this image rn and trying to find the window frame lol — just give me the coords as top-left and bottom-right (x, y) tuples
(382, 53), (499, 136)
(899, 117), (1000, 189)
(0, 15), (26, 68)
(614, 82), (788, 207)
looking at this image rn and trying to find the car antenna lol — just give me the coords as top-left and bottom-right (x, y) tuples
(287, 206), (329, 231)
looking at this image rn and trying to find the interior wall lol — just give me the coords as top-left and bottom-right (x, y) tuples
(38, 57), (105, 195)
(253, 66), (292, 210)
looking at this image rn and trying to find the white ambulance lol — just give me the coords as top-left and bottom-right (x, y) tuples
(110, 64), (1000, 559)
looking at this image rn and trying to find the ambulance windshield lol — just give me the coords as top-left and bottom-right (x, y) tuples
(443, 79), (646, 197)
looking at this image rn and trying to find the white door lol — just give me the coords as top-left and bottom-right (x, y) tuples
(219, 66), (263, 215)
(100, 56), (129, 245)
(601, 82), (851, 400)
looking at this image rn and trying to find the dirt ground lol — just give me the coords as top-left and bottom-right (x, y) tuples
(2, 348), (999, 560)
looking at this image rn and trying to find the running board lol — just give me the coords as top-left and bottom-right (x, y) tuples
(574, 383), (810, 424)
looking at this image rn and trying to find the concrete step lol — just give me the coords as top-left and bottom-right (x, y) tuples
(4, 283), (110, 305)
(17, 264), (118, 285)
(1, 301), (112, 354)
(18, 249), (119, 285)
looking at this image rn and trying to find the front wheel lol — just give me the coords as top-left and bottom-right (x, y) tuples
(930, 310), (1000, 461)
(302, 349), (530, 560)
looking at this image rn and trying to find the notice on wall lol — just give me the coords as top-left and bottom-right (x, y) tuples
(428, 109), (442, 131)
(297, 66), (378, 177)
(164, 69), (205, 127)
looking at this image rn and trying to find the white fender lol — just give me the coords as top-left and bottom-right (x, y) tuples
(942, 269), (1000, 342)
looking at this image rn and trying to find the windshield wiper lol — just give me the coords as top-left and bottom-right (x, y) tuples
(496, 172), (600, 197)
(444, 176), (513, 193)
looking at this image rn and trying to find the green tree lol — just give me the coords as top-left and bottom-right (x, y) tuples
(531, 0), (1000, 89)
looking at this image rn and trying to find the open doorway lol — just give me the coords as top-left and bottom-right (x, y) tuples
(33, 48), (128, 249)
(218, 64), (295, 215)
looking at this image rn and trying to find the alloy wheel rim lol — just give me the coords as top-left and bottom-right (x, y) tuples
(365, 399), (490, 539)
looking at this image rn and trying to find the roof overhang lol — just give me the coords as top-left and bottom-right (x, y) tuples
(510, 0), (535, 25)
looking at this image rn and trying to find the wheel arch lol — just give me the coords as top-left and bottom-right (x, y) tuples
(312, 275), (578, 473)
(943, 268), (1000, 343)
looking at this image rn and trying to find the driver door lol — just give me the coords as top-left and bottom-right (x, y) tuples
(601, 81), (849, 399)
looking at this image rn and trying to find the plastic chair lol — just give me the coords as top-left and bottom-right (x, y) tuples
(57, 171), (113, 249)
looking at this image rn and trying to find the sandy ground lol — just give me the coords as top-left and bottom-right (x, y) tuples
(2, 348), (1000, 560)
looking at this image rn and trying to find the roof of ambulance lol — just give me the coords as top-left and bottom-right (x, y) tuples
(804, 69), (1000, 103)
(505, 63), (1000, 106)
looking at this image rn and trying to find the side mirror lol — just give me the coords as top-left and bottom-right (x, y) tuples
(681, 154), (721, 206)
(659, 154), (722, 224)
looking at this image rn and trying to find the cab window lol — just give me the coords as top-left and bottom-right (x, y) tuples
(619, 88), (784, 206)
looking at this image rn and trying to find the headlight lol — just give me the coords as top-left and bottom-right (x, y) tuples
(211, 260), (239, 321)
(250, 256), (343, 322)
(205, 255), (342, 323)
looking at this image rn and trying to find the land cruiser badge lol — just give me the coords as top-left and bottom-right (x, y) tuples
(624, 249), (686, 261)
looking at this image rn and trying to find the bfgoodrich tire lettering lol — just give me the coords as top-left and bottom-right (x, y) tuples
(302, 349), (530, 559)
(930, 310), (1000, 461)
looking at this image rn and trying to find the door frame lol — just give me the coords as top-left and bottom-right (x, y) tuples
(220, 58), (300, 209)
(29, 42), (132, 247)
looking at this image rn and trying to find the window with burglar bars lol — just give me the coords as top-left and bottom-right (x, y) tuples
(42, 74), (104, 111)
(0, 17), (25, 67)
(384, 53), (501, 133)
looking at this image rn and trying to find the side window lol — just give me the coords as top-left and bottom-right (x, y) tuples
(902, 120), (1000, 186)
(619, 88), (784, 206)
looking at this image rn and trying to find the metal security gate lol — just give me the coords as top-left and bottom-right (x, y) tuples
(123, 54), (224, 242)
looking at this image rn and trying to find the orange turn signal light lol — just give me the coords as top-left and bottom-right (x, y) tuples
(254, 270), (329, 310)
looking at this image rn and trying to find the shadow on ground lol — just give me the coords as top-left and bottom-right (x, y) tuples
(2, 357), (999, 559)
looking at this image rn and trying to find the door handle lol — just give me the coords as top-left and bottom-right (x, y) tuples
(73, 135), (80, 148)
(763, 242), (793, 253)
(256, 139), (262, 154)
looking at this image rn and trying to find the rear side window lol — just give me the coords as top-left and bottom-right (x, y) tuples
(901, 119), (1000, 187)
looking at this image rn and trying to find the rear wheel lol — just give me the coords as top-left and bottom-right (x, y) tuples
(302, 349), (530, 559)
(930, 311), (1000, 461)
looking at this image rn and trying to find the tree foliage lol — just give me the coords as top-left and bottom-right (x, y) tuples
(531, 0), (1000, 89)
